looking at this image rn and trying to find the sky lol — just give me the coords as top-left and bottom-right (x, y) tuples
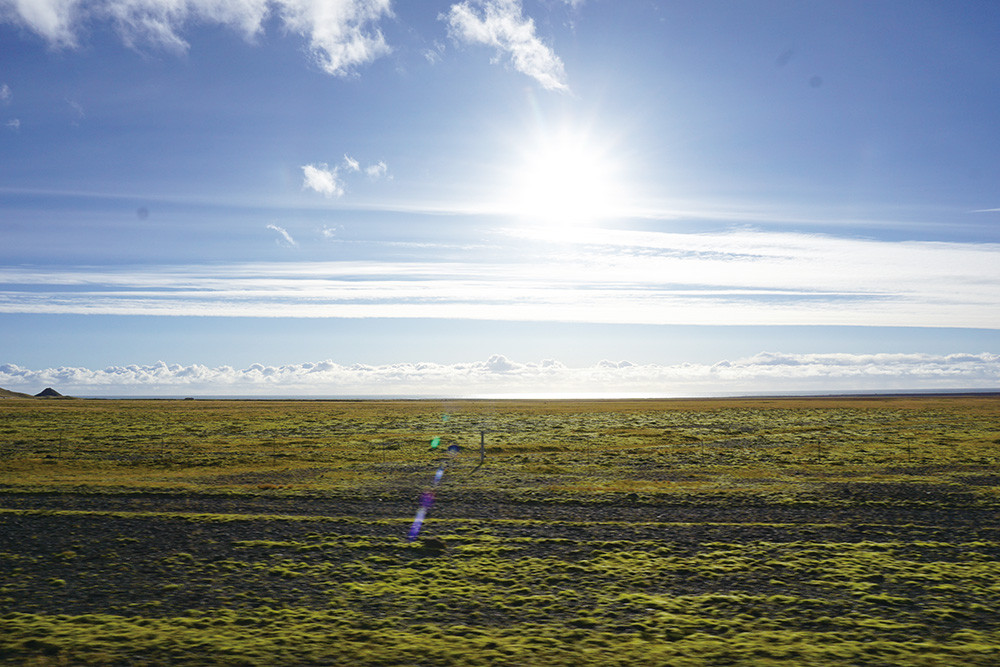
(1, 0), (999, 397)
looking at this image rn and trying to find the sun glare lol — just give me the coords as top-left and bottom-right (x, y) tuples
(507, 127), (625, 227)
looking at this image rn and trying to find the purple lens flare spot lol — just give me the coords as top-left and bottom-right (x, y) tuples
(407, 507), (427, 542)
(407, 435), (466, 542)
(408, 491), (437, 542)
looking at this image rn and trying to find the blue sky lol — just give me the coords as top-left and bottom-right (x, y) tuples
(1, 0), (999, 396)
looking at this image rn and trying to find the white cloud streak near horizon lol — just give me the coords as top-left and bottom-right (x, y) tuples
(2, 352), (998, 396)
(0, 228), (998, 327)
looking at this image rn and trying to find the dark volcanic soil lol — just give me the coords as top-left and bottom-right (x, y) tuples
(2, 488), (999, 620)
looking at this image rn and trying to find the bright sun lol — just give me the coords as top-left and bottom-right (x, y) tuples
(506, 127), (624, 227)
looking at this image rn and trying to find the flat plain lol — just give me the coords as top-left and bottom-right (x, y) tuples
(2, 395), (1000, 665)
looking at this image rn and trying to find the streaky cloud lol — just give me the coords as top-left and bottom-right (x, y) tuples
(0, 228), (998, 327)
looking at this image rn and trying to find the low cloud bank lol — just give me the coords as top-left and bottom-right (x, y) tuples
(2, 352), (998, 397)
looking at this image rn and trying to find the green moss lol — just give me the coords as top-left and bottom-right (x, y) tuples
(4, 397), (1000, 664)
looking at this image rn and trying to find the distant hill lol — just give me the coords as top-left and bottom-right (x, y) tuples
(35, 387), (65, 398)
(0, 387), (34, 399)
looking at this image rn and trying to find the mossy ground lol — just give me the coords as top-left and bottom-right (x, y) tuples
(2, 396), (999, 664)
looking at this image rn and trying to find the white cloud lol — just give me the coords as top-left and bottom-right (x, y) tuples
(301, 156), (387, 198)
(445, 0), (569, 92)
(365, 160), (387, 179)
(5, 118), (19, 130)
(0, 0), (392, 76)
(301, 163), (344, 198)
(266, 223), (297, 247)
(1, 352), (998, 397)
(0, 83), (10, 103)
(0, 0), (83, 46)
(277, 0), (392, 76)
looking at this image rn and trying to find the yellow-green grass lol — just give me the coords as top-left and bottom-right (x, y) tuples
(2, 396), (1000, 665)
(2, 396), (999, 498)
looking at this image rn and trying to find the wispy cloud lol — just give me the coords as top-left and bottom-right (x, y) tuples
(365, 160), (388, 179)
(103, 0), (269, 51)
(0, 229), (997, 326)
(266, 224), (297, 247)
(344, 153), (388, 179)
(67, 99), (84, 117)
(2, 352), (997, 396)
(445, 0), (569, 92)
(0, 82), (18, 131)
(301, 163), (345, 198)
(301, 155), (388, 197)
(0, 0), (392, 76)
(423, 40), (445, 64)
